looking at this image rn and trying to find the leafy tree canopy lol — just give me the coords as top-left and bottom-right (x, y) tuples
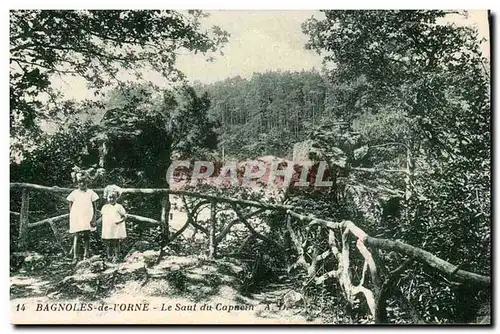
(100, 83), (218, 185)
(302, 10), (489, 161)
(10, 10), (229, 139)
(301, 10), (491, 321)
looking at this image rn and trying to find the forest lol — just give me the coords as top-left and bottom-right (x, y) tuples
(10, 10), (491, 324)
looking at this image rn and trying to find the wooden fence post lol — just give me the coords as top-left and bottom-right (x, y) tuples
(209, 201), (217, 258)
(155, 195), (172, 265)
(18, 189), (30, 249)
(161, 196), (170, 242)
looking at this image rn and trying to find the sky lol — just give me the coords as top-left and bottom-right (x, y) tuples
(176, 10), (324, 84)
(53, 10), (490, 101)
(179, 9), (490, 83)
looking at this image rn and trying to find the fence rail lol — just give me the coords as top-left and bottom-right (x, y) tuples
(10, 182), (491, 323)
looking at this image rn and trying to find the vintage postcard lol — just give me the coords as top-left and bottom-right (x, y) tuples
(10, 9), (491, 325)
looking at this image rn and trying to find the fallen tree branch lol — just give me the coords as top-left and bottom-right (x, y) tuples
(364, 236), (490, 287)
(308, 219), (490, 287)
(215, 208), (267, 243)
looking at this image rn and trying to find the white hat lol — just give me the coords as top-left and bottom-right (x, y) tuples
(104, 184), (122, 199)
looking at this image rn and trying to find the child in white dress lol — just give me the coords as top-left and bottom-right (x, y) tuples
(66, 172), (99, 262)
(101, 185), (127, 263)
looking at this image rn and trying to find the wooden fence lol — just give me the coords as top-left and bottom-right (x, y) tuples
(9, 182), (490, 323)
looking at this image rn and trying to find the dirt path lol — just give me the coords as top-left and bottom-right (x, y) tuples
(11, 253), (320, 324)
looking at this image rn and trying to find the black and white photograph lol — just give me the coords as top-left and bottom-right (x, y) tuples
(9, 9), (491, 325)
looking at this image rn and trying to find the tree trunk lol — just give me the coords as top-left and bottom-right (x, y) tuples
(161, 196), (170, 242)
(209, 201), (217, 258)
(18, 189), (29, 249)
(155, 152), (171, 263)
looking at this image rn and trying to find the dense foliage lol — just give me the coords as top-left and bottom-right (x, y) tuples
(196, 70), (330, 158)
(101, 83), (218, 186)
(300, 10), (490, 323)
(10, 9), (224, 258)
(10, 9), (228, 150)
(10, 10), (490, 324)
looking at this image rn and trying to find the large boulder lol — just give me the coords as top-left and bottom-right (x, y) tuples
(282, 290), (304, 309)
(75, 255), (106, 274)
(21, 252), (46, 272)
(125, 250), (160, 268)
